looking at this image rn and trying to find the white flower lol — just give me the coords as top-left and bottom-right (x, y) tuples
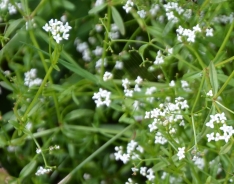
(123, 0), (134, 14)
(207, 132), (215, 142)
(24, 68), (42, 88)
(36, 148), (41, 154)
(177, 147), (185, 160)
(115, 61), (123, 69)
(92, 88), (111, 107)
(43, 19), (72, 43)
(137, 10), (147, 18)
(193, 24), (201, 32)
(35, 166), (52, 176)
(169, 80), (175, 87)
(103, 71), (113, 81)
(206, 28), (214, 37)
(206, 90), (213, 97)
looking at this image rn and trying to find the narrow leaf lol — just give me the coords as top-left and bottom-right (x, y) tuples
(19, 160), (37, 178)
(88, 3), (107, 14)
(219, 141), (233, 155)
(111, 6), (125, 35)
(209, 62), (218, 94)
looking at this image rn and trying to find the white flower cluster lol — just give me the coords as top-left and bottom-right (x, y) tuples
(213, 13), (234, 24)
(92, 88), (111, 107)
(49, 145), (60, 151)
(153, 48), (173, 66)
(43, 19), (72, 43)
(74, 39), (91, 62)
(103, 71), (113, 81)
(115, 60), (124, 70)
(145, 97), (188, 144)
(35, 166), (52, 176)
(145, 86), (157, 103)
(95, 58), (108, 73)
(123, 0), (134, 14)
(206, 113), (233, 143)
(177, 147), (185, 160)
(154, 50), (164, 65)
(176, 24), (214, 43)
(114, 140), (144, 164)
(192, 156), (205, 170)
(163, 2), (184, 23)
(24, 68), (42, 88)
(150, 4), (160, 17)
(94, 0), (104, 7)
(206, 89), (213, 97)
(109, 23), (120, 39)
(114, 141), (155, 182)
(137, 10), (147, 19)
(0, 0), (21, 15)
(122, 76), (143, 97)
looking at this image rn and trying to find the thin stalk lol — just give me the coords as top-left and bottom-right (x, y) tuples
(213, 22), (234, 63)
(21, 65), (53, 121)
(191, 70), (205, 113)
(186, 45), (206, 69)
(215, 55), (234, 67)
(191, 115), (197, 149)
(214, 70), (234, 98)
(215, 101), (234, 114)
(58, 123), (135, 184)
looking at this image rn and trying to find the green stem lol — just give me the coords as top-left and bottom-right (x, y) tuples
(29, 30), (62, 123)
(30, 0), (48, 17)
(191, 70), (205, 113)
(213, 22), (234, 63)
(191, 115), (197, 149)
(58, 123), (135, 184)
(173, 54), (200, 71)
(21, 65), (54, 122)
(214, 70), (234, 98)
(186, 45), (206, 69)
(215, 101), (234, 114)
(215, 55), (234, 67)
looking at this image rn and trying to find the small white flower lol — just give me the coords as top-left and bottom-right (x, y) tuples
(137, 10), (147, 18)
(206, 90), (213, 97)
(177, 147), (185, 160)
(103, 71), (113, 81)
(35, 166), (52, 176)
(92, 88), (111, 107)
(206, 28), (214, 37)
(207, 132), (215, 142)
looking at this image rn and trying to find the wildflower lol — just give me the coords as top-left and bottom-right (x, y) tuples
(206, 90), (213, 97)
(24, 68), (42, 88)
(154, 50), (164, 65)
(137, 10), (147, 18)
(146, 168), (155, 181)
(95, 0), (104, 6)
(123, 0), (134, 14)
(36, 148), (42, 154)
(103, 71), (113, 81)
(35, 166), (52, 176)
(92, 88), (111, 107)
(177, 147), (185, 160)
(43, 19), (72, 43)
(169, 80), (175, 87)
(83, 173), (91, 180)
(92, 46), (103, 56)
(115, 61), (123, 69)
(206, 28), (214, 37)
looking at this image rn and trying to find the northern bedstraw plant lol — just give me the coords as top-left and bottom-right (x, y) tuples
(1, 0), (234, 183)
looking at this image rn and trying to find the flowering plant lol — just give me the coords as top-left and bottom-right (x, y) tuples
(1, 0), (234, 183)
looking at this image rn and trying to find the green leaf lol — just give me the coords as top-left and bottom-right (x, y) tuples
(111, 6), (125, 35)
(4, 18), (24, 38)
(217, 74), (234, 87)
(64, 109), (94, 121)
(163, 20), (174, 37)
(209, 62), (218, 94)
(211, 0), (228, 3)
(88, 3), (107, 14)
(19, 160), (37, 178)
(53, 64), (60, 71)
(8, 120), (20, 130)
(0, 81), (13, 91)
(219, 141), (233, 155)
(62, 0), (75, 10)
